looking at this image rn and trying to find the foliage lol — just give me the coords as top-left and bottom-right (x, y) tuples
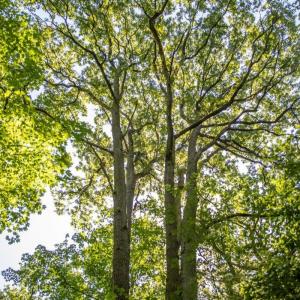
(0, 0), (300, 299)
(0, 1), (70, 242)
(3, 217), (165, 299)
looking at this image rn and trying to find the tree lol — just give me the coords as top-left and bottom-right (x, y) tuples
(23, 1), (160, 298)
(1, 0), (300, 299)
(138, 0), (299, 298)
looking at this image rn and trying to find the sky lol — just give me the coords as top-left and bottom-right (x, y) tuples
(0, 190), (74, 288)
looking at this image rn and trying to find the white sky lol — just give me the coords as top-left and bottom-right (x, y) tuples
(0, 190), (73, 288)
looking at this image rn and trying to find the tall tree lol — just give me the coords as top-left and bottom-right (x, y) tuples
(1, 0), (299, 299)
(138, 0), (299, 298)
(25, 1), (160, 298)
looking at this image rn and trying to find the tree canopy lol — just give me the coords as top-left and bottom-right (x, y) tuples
(1, 0), (300, 299)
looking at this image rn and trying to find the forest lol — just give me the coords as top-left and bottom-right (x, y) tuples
(0, 0), (300, 299)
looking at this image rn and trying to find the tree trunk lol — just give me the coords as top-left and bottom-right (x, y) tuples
(163, 66), (181, 300)
(126, 128), (136, 299)
(111, 75), (130, 299)
(164, 134), (181, 299)
(126, 128), (136, 236)
(181, 128), (199, 300)
(148, 16), (181, 299)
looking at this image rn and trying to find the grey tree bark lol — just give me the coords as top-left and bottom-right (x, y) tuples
(181, 128), (201, 300)
(111, 73), (130, 299)
(148, 17), (181, 298)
